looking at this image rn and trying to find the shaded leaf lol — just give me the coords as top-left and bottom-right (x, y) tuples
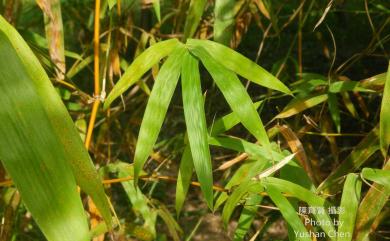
(214, 0), (237, 45)
(380, 63), (390, 157)
(327, 93), (341, 133)
(183, 0), (207, 40)
(175, 145), (193, 215)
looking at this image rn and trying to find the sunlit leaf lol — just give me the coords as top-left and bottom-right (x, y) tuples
(191, 46), (271, 149)
(338, 174), (362, 241)
(275, 94), (328, 119)
(104, 39), (181, 108)
(181, 52), (213, 209)
(187, 39), (291, 94)
(133, 45), (186, 184)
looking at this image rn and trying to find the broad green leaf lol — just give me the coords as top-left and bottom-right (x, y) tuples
(104, 39), (181, 108)
(175, 145), (194, 215)
(0, 18), (92, 241)
(328, 81), (373, 93)
(354, 161), (390, 241)
(133, 46), (185, 184)
(275, 94), (328, 119)
(361, 168), (390, 189)
(191, 46), (271, 149)
(317, 126), (379, 194)
(183, 0), (207, 40)
(214, 0), (237, 45)
(105, 162), (157, 237)
(262, 177), (336, 239)
(222, 181), (263, 226)
(187, 39), (291, 94)
(181, 52), (213, 209)
(380, 63), (390, 157)
(210, 101), (263, 136)
(265, 185), (311, 241)
(327, 93), (341, 133)
(338, 174), (361, 241)
(233, 193), (263, 241)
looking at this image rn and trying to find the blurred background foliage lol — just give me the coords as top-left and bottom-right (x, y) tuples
(0, 0), (389, 240)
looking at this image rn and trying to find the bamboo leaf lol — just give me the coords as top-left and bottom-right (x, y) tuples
(317, 126), (379, 194)
(0, 17), (100, 241)
(222, 181), (263, 226)
(265, 185), (311, 241)
(275, 94), (328, 119)
(338, 173), (362, 241)
(187, 39), (291, 94)
(328, 81), (373, 93)
(210, 101), (263, 136)
(354, 161), (390, 241)
(380, 62), (390, 157)
(181, 52), (213, 209)
(214, 0), (237, 45)
(327, 93), (341, 133)
(361, 168), (390, 189)
(104, 39), (181, 109)
(183, 0), (207, 40)
(191, 46), (270, 149)
(152, 0), (161, 22)
(175, 145), (194, 215)
(105, 162), (157, 237)
(133, 46), (185, 184)
(233, 194), (263, 241)
(262, 177), (337, 239)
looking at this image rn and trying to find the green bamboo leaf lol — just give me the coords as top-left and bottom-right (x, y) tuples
(0, 17), (105, 241)
(183, 0), (207, 40)
(380, 63), (390, 157)
(233, 193), (263, 241)
(317, 126), (379, 194)
(265, 185), (311, 241)
(186, 39), (291, 94)
(360, 72), (387, 91)
(328, 81), (373, 93)
(262, 177), (337, 240)
(175, 145), (194, 215)
(191, 46), (270, 149)
(361, 168), (390, 189)
(214, 0), (237, 45)
(222, 181), (263, 226)
(181, 52), (213, 209)
(354, 161), (390, 241)
(338, 174), (362, 241)
(275, 94), (328, 119)
(105, 162), (157, 237)
(2, 14), (112, 229)
(152, 0), (161, 22)
(133, 46), (185, 184)
(107, 0), (117, 9)
(327, 93), (341, 133)
(210, 101), (263, 136)
(104, 39), (181, 109)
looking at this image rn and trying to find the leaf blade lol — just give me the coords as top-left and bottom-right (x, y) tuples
(181, 52), (214, 209)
